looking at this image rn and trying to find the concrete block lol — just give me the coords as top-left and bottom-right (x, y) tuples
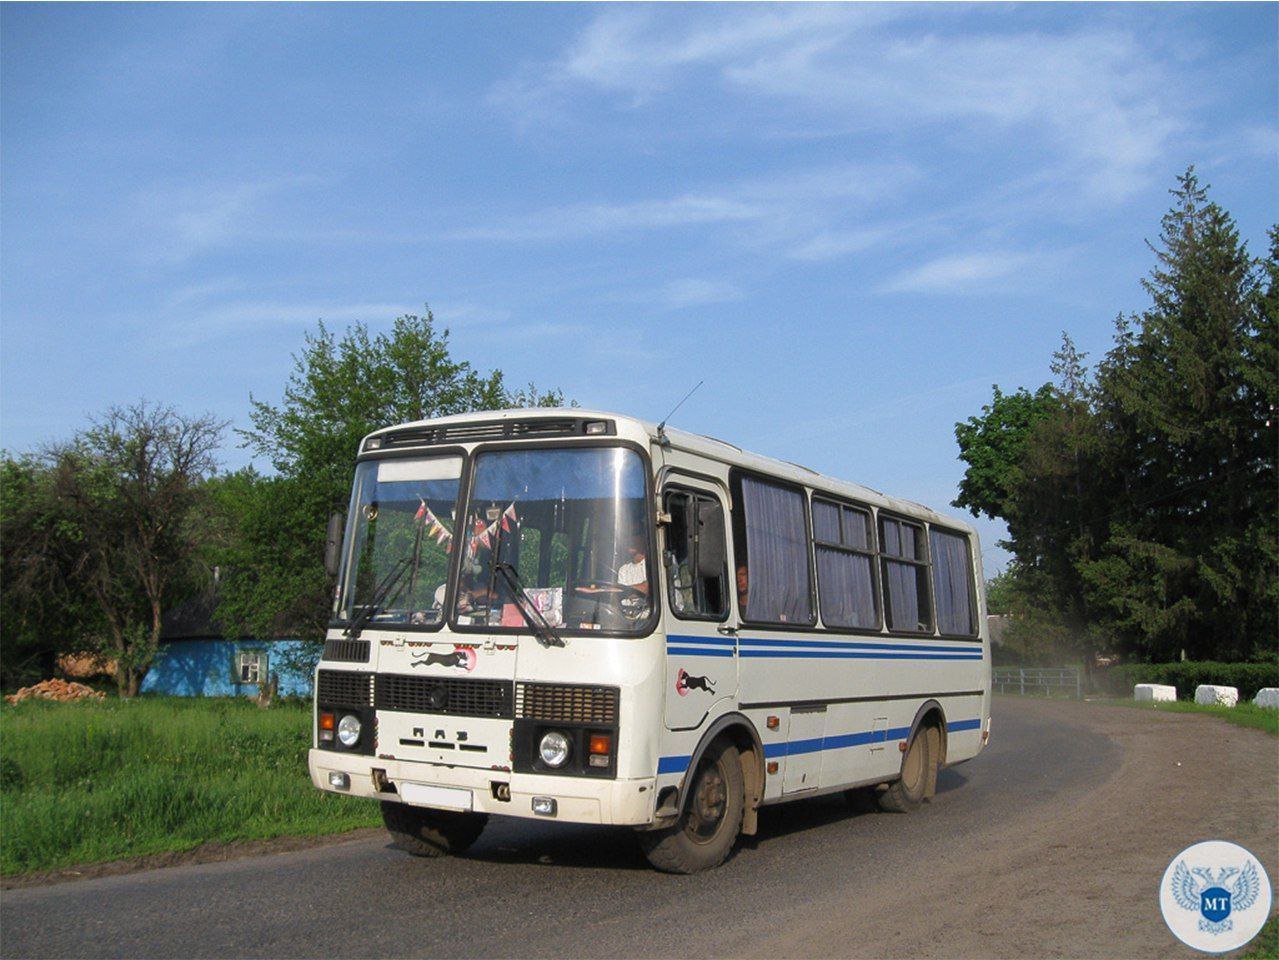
(1253, 688), (1279, 709)
(1135, 683), (1177, 702)
(1194, 685), (1239, 707)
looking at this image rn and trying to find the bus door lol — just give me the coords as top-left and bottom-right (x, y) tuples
(659, 478), (737, 730)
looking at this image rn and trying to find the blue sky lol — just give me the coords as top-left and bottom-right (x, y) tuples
(2, 3), (1275, 574)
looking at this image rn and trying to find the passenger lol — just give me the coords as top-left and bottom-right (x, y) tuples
(736, 564), (749, 614)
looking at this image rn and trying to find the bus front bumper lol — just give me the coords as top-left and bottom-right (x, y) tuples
(308, 749), (657, 826)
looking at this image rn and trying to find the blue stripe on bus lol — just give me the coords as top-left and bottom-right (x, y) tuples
(666, 634), (984, 660)
(737, 637), (982, 654)
(659, 718), (981, 774)
(666, 634), (737, 646)
(666, 647), (736, 657)
(740, 650), (981, 661)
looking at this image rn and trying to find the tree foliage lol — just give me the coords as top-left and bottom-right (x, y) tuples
(3, 404), (224, 695)
(956, 169), (1278, 664)
(216, 311), (566, 648)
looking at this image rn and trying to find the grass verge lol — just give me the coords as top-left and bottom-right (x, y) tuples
(1083, 697), (1278, 736)
(1242, 915), (1279, 959)
(0, 696), (378, 876)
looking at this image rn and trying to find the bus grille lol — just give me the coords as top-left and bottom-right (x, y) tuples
(515, 683), (619, 725)
(316, 670), (374, 708)
(374, 674), (513, 719)
(321, 638), (370, 663)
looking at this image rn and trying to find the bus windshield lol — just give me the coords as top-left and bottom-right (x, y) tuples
(453, 446), (653, 633)
(335, 455), (463, 627)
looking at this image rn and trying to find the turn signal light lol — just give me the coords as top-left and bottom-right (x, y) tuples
(319, 711), (335, 743)
(588, 733), (612, 755)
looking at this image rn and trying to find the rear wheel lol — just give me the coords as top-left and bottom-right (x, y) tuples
(380, 800), (488, 857)
(639, 740), (744, 874)
(878, 727), (932, 813)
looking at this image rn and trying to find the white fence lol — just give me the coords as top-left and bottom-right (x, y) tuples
(992, 666), (1082, 699)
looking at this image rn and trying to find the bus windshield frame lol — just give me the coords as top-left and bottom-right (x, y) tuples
(448, 440), (658, 639)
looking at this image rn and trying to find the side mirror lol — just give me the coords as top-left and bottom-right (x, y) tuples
(324, 512), (345, 578)
(695, 501), (726, 580)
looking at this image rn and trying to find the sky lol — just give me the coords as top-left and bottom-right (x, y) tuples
(2, 3), (1275, 575)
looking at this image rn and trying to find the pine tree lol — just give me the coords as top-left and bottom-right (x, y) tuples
(1083, 168), (1276, 659)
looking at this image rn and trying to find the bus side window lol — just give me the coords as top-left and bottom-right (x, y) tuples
(663, 489), (728, 620)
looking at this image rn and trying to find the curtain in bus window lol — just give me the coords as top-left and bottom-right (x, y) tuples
(882, 518), (922, 631)
(884, 560), (920, 630)
(812, 499), (841, 543)
(741, 477), (812, 624)
(816, 547), (876, 628)
(930, 529), (974, 635)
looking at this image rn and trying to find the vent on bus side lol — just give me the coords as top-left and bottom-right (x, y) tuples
(515, 683), (619, 725)
(321, 639), (370, 663)
(372, 417), (615, 450)
(316, 670), (374, 708)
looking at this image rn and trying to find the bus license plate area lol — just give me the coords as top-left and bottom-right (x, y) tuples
(399, 782), (473, 811)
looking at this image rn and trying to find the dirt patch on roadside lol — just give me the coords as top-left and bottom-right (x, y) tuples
(749, 700), (1279, 959)
(0, 828), (382, 891)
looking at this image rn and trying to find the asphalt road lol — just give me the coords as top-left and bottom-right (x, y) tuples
(2, 698), (1273, 959)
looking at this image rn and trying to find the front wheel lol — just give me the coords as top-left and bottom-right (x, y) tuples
(380, 800), (488, 858)
(877, 727), (932, 813)
(639, 740), (744, 874)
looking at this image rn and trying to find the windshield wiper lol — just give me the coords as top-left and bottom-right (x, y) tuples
(344, 556), (413, 639)
(493, 561), (565, 648)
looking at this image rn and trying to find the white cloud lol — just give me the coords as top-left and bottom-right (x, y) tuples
(878, 251), (1041, 295)
(497, 8), (1187, 202)
(660, 278), (743, 308)
(448, 193), (762, 242)
(446, 161), (918, 252)
(129, 176), (319, 265)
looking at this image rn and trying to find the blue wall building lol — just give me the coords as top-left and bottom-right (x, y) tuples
(141, 639), (315, 697)
(139, 587), (315, 697)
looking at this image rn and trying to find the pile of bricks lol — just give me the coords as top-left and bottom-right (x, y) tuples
(5, 678), (106, 704)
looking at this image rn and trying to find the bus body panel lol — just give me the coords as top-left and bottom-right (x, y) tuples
(309, 408), (992, 832)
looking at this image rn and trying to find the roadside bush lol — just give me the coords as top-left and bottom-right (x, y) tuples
(1100, 661), (1279, 701)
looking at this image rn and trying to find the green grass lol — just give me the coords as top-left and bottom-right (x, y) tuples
(1085, 697), (1279, 736)
(0, 696), (378, 876)
(1242, 915), (1279, 959)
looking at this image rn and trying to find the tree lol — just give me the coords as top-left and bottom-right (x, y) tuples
(217, 311), (566, 649)
(954, 168), (1278, 665)
(953, 384), (1058, 526)
(1081, 168), (1277, 661)
(0, 455), (104, 688)
(11, 404), (225, 696)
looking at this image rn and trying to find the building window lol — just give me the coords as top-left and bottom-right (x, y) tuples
(237, 650), (268, 684)
(733, 474), (814, 626)
(930, 528), (976, 636)
(879, 516), (933, 633)
(812, 497), (880, 630)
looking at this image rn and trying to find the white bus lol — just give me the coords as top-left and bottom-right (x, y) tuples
(309, 409), (991, 873)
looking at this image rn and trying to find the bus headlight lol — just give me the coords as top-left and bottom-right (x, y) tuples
(337, 714), (362, 748)
(538, 730), (571, 768)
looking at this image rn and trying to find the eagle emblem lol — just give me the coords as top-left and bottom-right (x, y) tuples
(1171, 859), (1262, 934)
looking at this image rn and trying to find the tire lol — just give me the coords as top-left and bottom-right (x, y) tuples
(639, 740), (744, 874)
(878, 726), (932, 813)
(380, 800), (488, 858)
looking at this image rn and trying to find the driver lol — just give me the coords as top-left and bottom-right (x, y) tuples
(617, 536), (649, 595)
